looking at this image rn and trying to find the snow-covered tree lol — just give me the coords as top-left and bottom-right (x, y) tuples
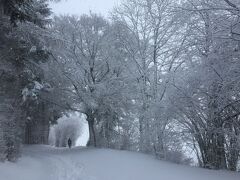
(0, 0), (53, 161)
(112, 0), (186, 155)
(168, 0), (240, 170)
(48, 14), (134, 147)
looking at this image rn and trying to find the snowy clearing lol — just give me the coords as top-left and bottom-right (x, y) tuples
(0, 145), (239, 180)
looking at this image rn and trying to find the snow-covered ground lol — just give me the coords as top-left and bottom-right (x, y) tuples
(0, 145), (239, 180)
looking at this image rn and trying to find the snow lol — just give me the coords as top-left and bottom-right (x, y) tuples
(76, 120), (89, 146)
(0, 145), (239, 180)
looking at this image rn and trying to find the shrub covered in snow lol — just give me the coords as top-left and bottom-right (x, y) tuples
(165, 150), (192, 165)
(49, 114), (83, 147)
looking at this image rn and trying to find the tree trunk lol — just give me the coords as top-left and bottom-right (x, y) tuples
(87, 114), (97, 147)
(139, 116), (144, 152)
(215, 133), (227, 169)
(0, 0), (3, 16)
(24, 103), (50, 145)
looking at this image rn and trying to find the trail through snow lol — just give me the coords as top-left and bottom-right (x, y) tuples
(0, 145), (239, 180)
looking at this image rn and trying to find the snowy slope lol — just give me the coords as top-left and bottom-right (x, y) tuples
(0, 145), (239, 180)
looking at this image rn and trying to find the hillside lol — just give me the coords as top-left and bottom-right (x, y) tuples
(0, 145), (239, 180)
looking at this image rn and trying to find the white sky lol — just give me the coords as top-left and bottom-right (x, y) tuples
(49, 0), (121, 17)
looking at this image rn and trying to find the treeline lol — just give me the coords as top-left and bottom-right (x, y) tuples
(0, 0), (240, 171)
(0, 0), (61, 161)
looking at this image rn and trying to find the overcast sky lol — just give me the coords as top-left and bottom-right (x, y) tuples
(49, 0), (121, 17)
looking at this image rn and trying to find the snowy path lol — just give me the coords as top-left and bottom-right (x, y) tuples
(0, 145), (239, 180)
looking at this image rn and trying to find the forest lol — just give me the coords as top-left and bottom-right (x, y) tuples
(0, 0), (240, 172)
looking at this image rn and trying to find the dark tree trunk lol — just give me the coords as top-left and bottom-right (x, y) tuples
(24, 103), (50, 145)
(226, 123), (240, 171)
(0, 0), (3, 16)
(215, 133), (227, 169)
(87, 113), (97, 147)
